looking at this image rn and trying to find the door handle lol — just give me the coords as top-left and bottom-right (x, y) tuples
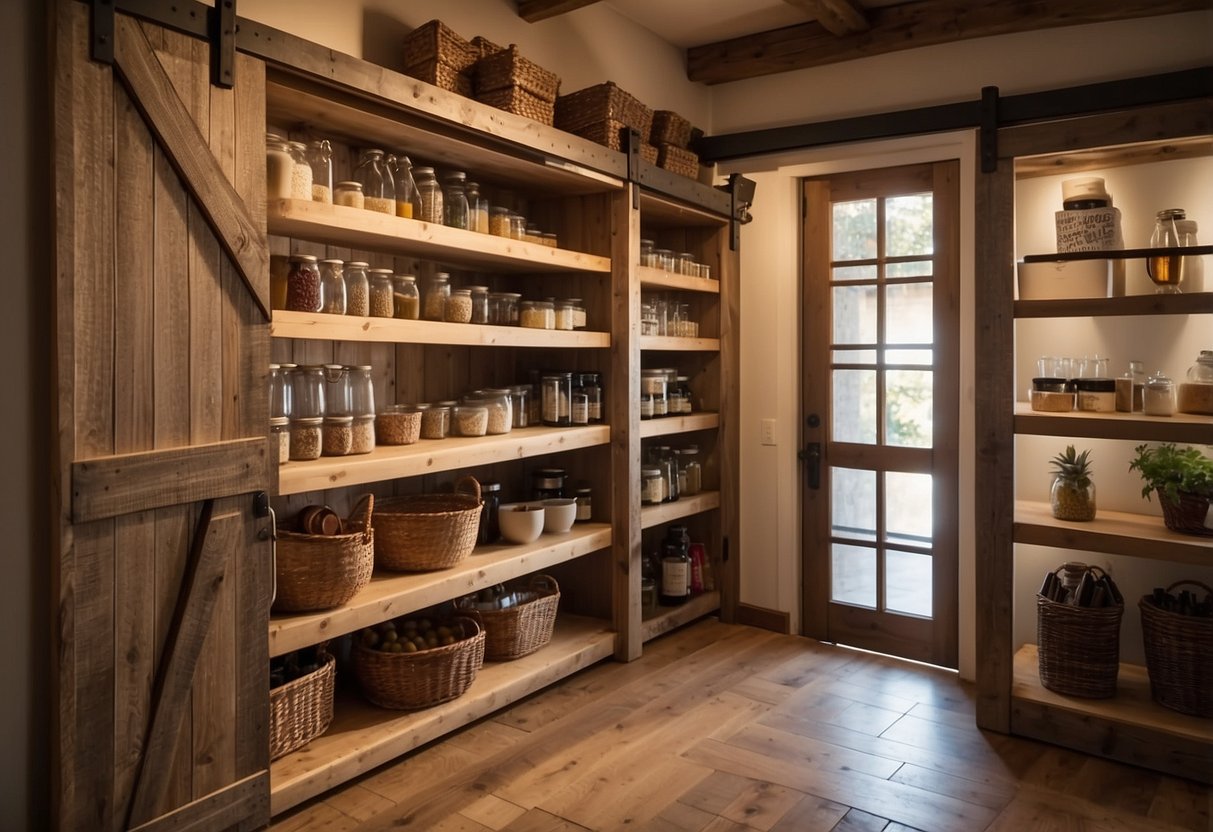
(798, 442), (822, 489)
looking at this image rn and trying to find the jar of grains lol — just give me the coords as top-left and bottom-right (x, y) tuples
(334, 180), (364, 209)
(465, 390), (511, 435)
(344, 261), (369, 316)
(288, 416), (323, 461)
(414, 166), (444, 225)
(354, 149), (395, 214)
(270, 417), (290, 465)
(290, 365), (326, 419)
(489, 206), (511, 237)
(319, 259), (346, 315)
(451, 405), (488, 437)
(467, 285), (489, 324)
(375, 404), (422, 445)
(285, 255), (322, 313)
(393, 274), (420, 319)
(322, 415), (354, 456)
(423, 272), (451, 321)
(445, 288), (473, 323)
(306, 139), (332, 203)
(287, 142), (312, 201)
(266, 133), (293, 200)
(368, 269), (395, 318)
(419, 402), (450, 439)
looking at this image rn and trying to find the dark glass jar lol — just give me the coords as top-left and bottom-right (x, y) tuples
(574, 486), (592, 522)
(478, 480), (501, 545)
(659, 525), (691, 606)
(582, 372), (603, 423)
(532, 467), (566, 501)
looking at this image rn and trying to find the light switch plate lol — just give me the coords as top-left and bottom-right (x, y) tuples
(760, 418), (776, 446)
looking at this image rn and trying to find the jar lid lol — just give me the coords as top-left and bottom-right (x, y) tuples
(466, 285), (489, 293)
(1061, 177), (1108, 203)
(1032, 377), (1068, 391)
(1156, 208), (1186, 221)
(347, 261), (369, 268)
(335, 180), (363, 189)
(289, 254), (319, 263)
(319, 258), (343, 266)
(323, 415), (354, 424)
(413, 166), (434, 175)
(641, 467), (662, 476)
(368, 267), (394, 276)
(479, 480), (502, 492)
(1073, 378), (1115, 392)
(382, 404), (423, 413)
(270, 416), (289, 427)
(436, 400), (458, 407)
(1146, 372), (1173, 386)
(291, 416), (323, 425)
(574, 486), (592, 495)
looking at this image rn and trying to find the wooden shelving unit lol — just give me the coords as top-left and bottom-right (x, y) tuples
(642, 592), (722, 643)
(1013, 403), (1212, 443)
(1013, 500), (1213, 565)
(638, 264), (721, 294)
(640, 335), (722, 352)
(641, 491), (722, 530)
(640, 412), (720, 438)
(1014, 290), (1213, 318)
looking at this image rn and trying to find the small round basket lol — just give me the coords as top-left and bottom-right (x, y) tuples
(269, 649), (335, 760)
(1036, 563), (1123, 699)
(455, 575), (560, 661)
(1139, 581), (1213, 717)
(352, 616), (485, 710)
(274, 494), (375, 612)
(1157, 489), (1213, 537)
(373, 476), (482, 571)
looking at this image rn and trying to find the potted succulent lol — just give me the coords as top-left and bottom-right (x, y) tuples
(1128, 443), (1213, 537)
(1050, 445), (1096, 521)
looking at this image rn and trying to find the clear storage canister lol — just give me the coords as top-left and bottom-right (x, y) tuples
(541, 372), (572, 426)
(322, 415), (354, 456)
(1144, 371), (1176, 416)
(640, 239), (655, 267)
(393, 274), (420, 319)
(345, 261), (370, 316)
(321, 364), (352, 416)
(388, 154), (420, 219)
(285, 255), (322, 313)
(521, 300), (554, 329)
(466, 181), (489, 233)
(677, 252), (696, 276)
(265, 133), (293, 200)
(368, 269), (395, 318)
(445, 288), (473, 323)
(423, 272), (451, 321)
(554, 300), (576, 331)
(306, 139), (332, 203)
(680, 446), (701, 496)
(420, 402), (450, 439)
(288, 416), (323, 461)
(290, 365), (326, 419)
(641, 466), (664, 505)
(269, 363), (292, 420)
(443, 171), (470, 230)
(414, 166), (444, 225)
(375, 404), (422, 445)
(355, 149), (395, 214)
(349, 365), (375, 417)
(350, 416), (375, 454)
(287, 141), (312, 200)
(451, 405), (488, 437)
(502, 292), (521, 325)
(319, 259), (346, 315)
(641, 369), (667, 411)
(467, 285), (489, 324)
(509, 212), (526, 241)
(489, 206), (511, 237)
(334, 180), (364, 209)
(270, 417), (290, 465)
(466, 389), (511, 435)
(509, 385), (529, 428)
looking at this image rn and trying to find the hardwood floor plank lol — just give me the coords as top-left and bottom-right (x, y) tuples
(323, 785), (396, 822)
(720, 721), (903, 779)
(700, 818), (755, 832)
(430, 815), (494, 832)
(717, 778), (806, 830)
(459, 794), (528, 830)
(888, 762), (1018, 811)
(729, 676), (798, 706)
(539, 756), (714, 830)
(831, 808), (891, 831)
(1147, 777), (1212, 832)
(657, 798), (720, 831)
(767, 794), (850, 832)
(271, 802), (360, 831)
(675, 771), (756, 816)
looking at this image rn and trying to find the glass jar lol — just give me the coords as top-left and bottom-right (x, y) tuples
(652, 297), (668, 336)
(466, 286), (489, 324)
(489, 206), (511, 237)
(350, 415), (375, 454)
(387, 154), (420, 219)
(265, 133), (293, 200)
(423, 272), (451, 321)
(270, 417), (290, 465)
(641, 302), (658, 336)
(509, 212), (526, 241)
(563, 298), (587, 329)
(640, 239), (655, 267)
(348, 365), (375, 418)
(541, 372), (572, 426)
(319, 259), (346, 315)
(641, 369), (667, 412)
(677, 252), (696, 276)
(414, 166), (444, 224)
(287, 141), (312, 200)
(532, 468), (566, 501)
(659, 445), (680, 502)
(443, 171), (470, 230)
(288, 416), (323, 461)
(390, 274), (419, 319)
(334, 180), (364, 209)
(290, 365), (326, 419)
(375, 404), (423, 445)
(675, 376), (693, 413)
(1148, 208), (1188, 294)
(1143, 371), (1176, 416)
(680, 446), (702, 496)
(306, 139), (332, 203)
(554, 300), (576, 331)
(1179, 350), (1213, 414)
(487, 292), (508, 325)
(465, 390), (511, 436)
(502, 293), (522, 326)
(570, 378), (589, 426)
(321, 364), (352, 416)
(269, 363), (292, 420)
(322, 414), (354, 456)
(368, 268), (395, 318)
(419, 403), (450, 439)
(519, 300), (553, 329)
(1050, 474), (1096, 521)
(465, 181), (489, 233)
(509, 385), (529, 428)
(445, 288), (473, 323)
(478, 480), (501, 545)
(641, 576), (657, 615)
(355, 149), (395, 214)
(285, 255), (322, 313)
(655, 248), (675, 272)
(344, 261), (370, 316)
(581, 373), (603, 423)
(574, 486), (592, 522)
(451, 404), (489, 437)
(640, 393), (653, 419)
(270, 254), (290, 310)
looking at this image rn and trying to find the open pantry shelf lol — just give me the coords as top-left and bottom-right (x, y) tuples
(268, 199), (612, 274)
(1013, 403), (1212, 443)
(277, 425), (611, 496)
(1014, 291), (1213, 318)
(271, 310), (611, 348)
(640, 412), (720, 438)
(1010, 644), (1212, 784)
(641, 591), (721, 643)
(640, 335), (722, 352)
(269, 614), (617, 815)
(638, 265), (720, 294)
(1013, 501), (1213, 565)
(641, 492), (722, 531)
(269, 523), (613, 657)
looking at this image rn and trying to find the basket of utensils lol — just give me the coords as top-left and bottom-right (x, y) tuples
(402, 19), (478, 97)
(352, 614), (485, 710)
(455, 575), (561, 661)
(273, 494), (375, 612)
(474, 44), (561, 125)
(1036, 562), (1123, 698)
(269, 645), (336, 760)
(1139, 581), (1213, 717)
(372, 476), (482, 571)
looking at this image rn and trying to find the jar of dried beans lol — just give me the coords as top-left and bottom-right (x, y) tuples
(285, 255), (322, 313)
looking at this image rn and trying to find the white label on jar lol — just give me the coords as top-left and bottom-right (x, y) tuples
(572, 398), (589, 424)
(654, 396), (668, 416)
(576, 499), (591, 521)
(662, 560), (689, 597)
(640, 396), (653, 418)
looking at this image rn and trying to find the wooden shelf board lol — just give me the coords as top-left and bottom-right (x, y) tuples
(641, 591), (720, 642)
(637, 265), (721, 294)
(641, 492), (722, 530)
(640, 335), (721, 352)
(1014, 500), (1213, 564)
(268, 200), (612, 274)
(269, 524), (613, 657)
(271, 310), (611, 348)
(638, 184), (731, 225)
(1013, 403), (1213, 443)
(269, 615), (616, 815)
(1021, 245), (1213, 263)
(1015, 291), (1213, 318)
(1013, 136), (1212, 179)
(277, 425), (611, 496)
(639, 412), (720, 438)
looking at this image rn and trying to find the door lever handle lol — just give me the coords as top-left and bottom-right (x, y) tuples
(798, 442), (822, 489)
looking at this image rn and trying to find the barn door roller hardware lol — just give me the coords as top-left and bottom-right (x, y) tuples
(723, 174), (756, 251)
(87, 0), (237, 88)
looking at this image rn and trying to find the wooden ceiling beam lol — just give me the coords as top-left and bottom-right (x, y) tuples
(689, 0), (1210, 85)
(784, 0), (870, 36)
(517, 0), (604, 23)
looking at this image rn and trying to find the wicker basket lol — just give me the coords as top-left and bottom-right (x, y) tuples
(373, 476), (482, 571)
(650, 110), (693, 148)
(556, 82), (653, 140)
(353, 616), (485, 710)
(1140, 581), (1213, 717)
(402, 19), (478, 71)
(477, 86), (555, 125)
(403, 60), (473, 97)
(570, 118), (657, 162)
(1157, 488), (1213, 537)
(471, 35), (504, 59)
(1036, 563), (1123, 698)
(475, 45), (560, 102)
(657, 143), (700, 179)
(269, 650), (335, 760)
(456, 575), (561, 661)
(273, 495), (375, 613)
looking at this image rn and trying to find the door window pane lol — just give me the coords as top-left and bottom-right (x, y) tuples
(887, 260), (933, 278)
(831, 543), (876, 608)
(832, 285), (878, 344)
(832, 370), (877, 444)
(832, 199), (876, 261)
(885, 369), (932, 448)
(885, 348), (933, 366)
(886, 194), (933, 257)
(833, 349), (878, 365)
(833, 264), (877, 281)
(831, 467), (876, 541)
(886, 549), (933, 617)
(885, 471), (933, 546)
(884, 282), (933, 345)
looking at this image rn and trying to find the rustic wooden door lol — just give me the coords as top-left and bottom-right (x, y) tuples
(51, 2), (272, 829)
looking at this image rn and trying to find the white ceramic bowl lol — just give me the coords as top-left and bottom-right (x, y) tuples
(499, 503), (544, 544)
(542, 498), (577, 534)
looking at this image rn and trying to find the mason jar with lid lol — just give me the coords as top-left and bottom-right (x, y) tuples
(288, 416), (323, 461)
(413, 166), (444, 224)
(443, 288), (472, 323)
(443, 171), (470, 230)
(641, 466), (664, 505)
(640, 239), (655, 267)
(348, 365), (375, 419)
(489, 206), (511, 237)
(502, 292), (522, 325)
(541, 372), (572, 426)
(269, 363), (292, 420)
(677, 252), (696, 275)
(321, 364), (352, 416)
(285, 255), (323, 313)
(322, 414), (354, 456)
(354, 149), (394, 214)
(641, 368), (667, 408)
(509, 212), (526, 241)
(387, 274), (417, 319)
(270, 417), (290, 465)
(532, 468), (566, 500)
(563, 298), (587, 329)
(266, 133), (293, 200)
(554, 300), (576, 331)
(287, 141), (312, 200)
(466, 286), (490, 324)
(655, 249), (675, 271)
(1143, 371), (1176, 416)
(319, 259), (346, 315)
(334, 180), (364, 209)
(368, 269), (395, 317)
(290, 365), (326, 419)
(306, 139), (332, 203)
(345, 261), (370, 316)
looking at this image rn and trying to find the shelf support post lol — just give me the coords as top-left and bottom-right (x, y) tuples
(980, 85), (1000, 174)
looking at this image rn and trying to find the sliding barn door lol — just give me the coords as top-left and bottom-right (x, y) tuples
(51, 2), (272, 829)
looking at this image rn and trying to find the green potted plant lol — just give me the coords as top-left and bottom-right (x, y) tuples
(1128, 443), (1213, 536)
(1049, 445), (1097, 521)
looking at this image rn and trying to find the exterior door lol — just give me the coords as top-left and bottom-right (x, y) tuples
(801, 161), (959, 668)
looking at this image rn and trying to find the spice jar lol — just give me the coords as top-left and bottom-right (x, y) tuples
(570, 380), (589, 426)
(368, 269), (395, 318)
(445, 288), (473, 323)
(322, 415), (354, 456)
(541, 372), (572, 426)
(574, 486), (592, 522)
(287, 141), (312, 200)
(345, 261), (370, 316)
(392, 274), (420, 319)
(423, 273), (451, 321)
(265, 133), (293, 200)
(641, 467), (664, 505)
(334, 180), (364, 209)
(532, 468), (566, 501)
(319, 259), (346, 315)
(354, 149), (394, 214)
(419, 403), (450, 439)
(285, 255), (322, 313)
(414, 166), (444, 224)
(306, 139), (332, 203)
(1143, 371), (1176, 416)
(478, 480), (501, 545)
(288, 416), (323, 461)
(270, 417), (290, 465)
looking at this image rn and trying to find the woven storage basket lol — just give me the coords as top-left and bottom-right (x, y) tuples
(353, 616), (485, 709)
(657, 143), (700, 179)
(556, 82), (653, 140)
(477, 87), (555, 125)
(475, 45), (560, 102)
(570, 118), (657, 163)
(1157, 488), (1213, 536)
(1037, 563), (1123, 698)
(273, 495), (375, 613)
(269, 650), (335, 760)
(456, 575), (560, 661)
(471, 35), (504, 59)
(403, 60), (473, 97)
(403, 20), (477, 71)
(650, 110), (693, 148)
(1139, 581), (1213, 717)
(373, 476), (482, 571)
